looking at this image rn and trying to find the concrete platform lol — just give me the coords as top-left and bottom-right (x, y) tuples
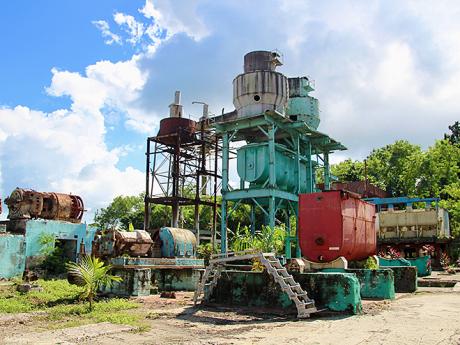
(209, 270), (362, 314)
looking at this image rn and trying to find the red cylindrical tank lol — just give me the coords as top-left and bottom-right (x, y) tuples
(298, 190), (376, 262)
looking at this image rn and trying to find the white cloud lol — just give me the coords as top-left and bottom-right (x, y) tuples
(92, 20), (121, 45)
(0, 55), (155, 221)
(113, 12), (145, 45)
(140, 0), (209, 41)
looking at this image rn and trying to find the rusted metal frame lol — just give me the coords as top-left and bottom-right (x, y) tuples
(212, 136), (219, 250)
(144, 138), (151, 230)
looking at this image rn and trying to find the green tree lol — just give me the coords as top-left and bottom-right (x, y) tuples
(445, 121), (460, 145)
(66, 255), (122, 311)
(418, 140), (460, 197)
(366, 140), (423, 196)
(330, 159), (364, 182)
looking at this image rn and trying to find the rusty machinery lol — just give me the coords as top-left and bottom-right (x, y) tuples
(92, 229), (154, 259)
(144, 91), (221, 245)
(5, 188), (84, 223)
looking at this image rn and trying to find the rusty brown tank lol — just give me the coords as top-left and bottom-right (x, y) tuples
(4, 188), (84, 223)
(156, 117), (197, 145)
(92, 229), (153, 258)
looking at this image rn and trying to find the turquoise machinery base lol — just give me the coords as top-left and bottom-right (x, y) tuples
(379, 256), (431, 277)
(209, 271), (362, 314)
(322, 268), (396, 300)
(0, 219), (97, 279)
(385, 266), (418, 293)
(109, 256), (204, 294)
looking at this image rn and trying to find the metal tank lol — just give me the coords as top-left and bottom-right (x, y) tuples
(159, 227), (197, 258)
(156, 91), (196, 145)
(237, 142), (312, 193)
(233, 51), (289, 117)
(92, 229), (153, 258)
(5, 188), (84, 223)
(286, 77), (320, 130)
(378, 207), (450, 239)
(298, 191), (377, 262)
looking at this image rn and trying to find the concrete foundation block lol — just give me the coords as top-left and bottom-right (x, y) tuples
(210, 271), (362, 314)
(346, 269), (395, 300)
(153, 268), (201, 291)
(384, 266), (418, 293)
(105, 268), (151, 296)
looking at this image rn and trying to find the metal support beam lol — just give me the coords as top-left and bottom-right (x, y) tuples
(221, 132), (230, 254)
(324, 151), (330, 190)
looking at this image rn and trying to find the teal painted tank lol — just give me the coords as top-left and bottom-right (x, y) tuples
(237, 142), (311, 193)
(159, 227), (197, 258)
(286, 77), (320, 130)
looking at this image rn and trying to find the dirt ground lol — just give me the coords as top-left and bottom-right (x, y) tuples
(1, 280), (460, 345)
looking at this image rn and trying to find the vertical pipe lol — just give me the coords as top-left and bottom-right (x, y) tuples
(324, 151), (330, 190)
(285, 208), (291, 259)
(268, 126), (276, 188)
(268, 196), (275, 231)
(221, 199), (227, 254)
(295, 203), (301, 258)
(221, 132), (229, 254)
(144, 138), (151, 230)
(295, 135), (301, 193)
(307, 140), (313, 193)
(250, 204), (255, 235)
(212, 136), (218, 250)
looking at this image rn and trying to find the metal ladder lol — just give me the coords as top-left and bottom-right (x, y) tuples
(259, 253), (317, 318)
(193, 263), (223, 306)
(193, 251), (317, 318)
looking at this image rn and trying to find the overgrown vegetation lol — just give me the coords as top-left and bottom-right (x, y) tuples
(66, 255), (122, 311)
(38, 233), (67, 275)
(0, 279), (144, 329)
(230, 225), (286, 254)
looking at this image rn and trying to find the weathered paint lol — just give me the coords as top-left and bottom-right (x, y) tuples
(110, 256), (204, 268)
(104, 268), (151, 296)
(0, 234), (26, 278)
(210, 271), (362, 314)
(0, 219), (98, 278)
(347, 269), (395, 299)
(406, 256), (431, 277)
(379, 256), (430, 277)
(322, 268), (395, 299)
(384, 266), (418, 293)
(153, 268), (201, 291)
(24, 220), (97, 259)
(159, 227), (197, 258)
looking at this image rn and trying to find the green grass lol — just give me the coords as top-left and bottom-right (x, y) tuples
(0, 279), (147, 330)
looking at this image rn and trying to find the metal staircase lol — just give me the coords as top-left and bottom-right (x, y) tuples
(193, 251), (317, 318)
(193, 262), (223, 306)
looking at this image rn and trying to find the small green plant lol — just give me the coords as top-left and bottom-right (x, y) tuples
(66, 255), (122, 311)
(197, 243), (218, 265)
(363, 257), (379, 270)
(39, 233), (56, 256)
(230, 225), (286, 254)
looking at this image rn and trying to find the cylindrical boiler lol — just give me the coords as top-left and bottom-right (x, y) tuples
(5, 188), (84, 223)
(159, 227), (197, 258)
(237, 142), (311, 193)
(233, 51), (289, 117)
(298, 190), (376, 262)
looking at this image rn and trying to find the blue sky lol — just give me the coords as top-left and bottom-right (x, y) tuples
(1, 0), (459, 221)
